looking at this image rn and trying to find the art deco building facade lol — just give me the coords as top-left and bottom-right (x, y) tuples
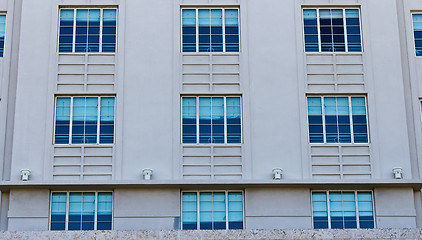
(0, 0), (421, 231)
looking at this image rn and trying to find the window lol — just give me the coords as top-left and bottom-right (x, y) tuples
(59, 8), (117, 53)
(182, 191), (243, 230)
(412, 14), (422, 56)
(312, 191), (374, 229)
(55, 96), (115, 144)
(0, 15), (5, 57)
(303, 8), (362, 52)
(182, 8), (239, 52)
(307, 96), (368, 143)
(50, 192), (112, 231)
(182, 96), (241, 144)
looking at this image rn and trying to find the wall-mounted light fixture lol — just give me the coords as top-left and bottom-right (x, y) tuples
(392, 167), (403, 179)
(142, 168), (153, 180)
(272, 168), (283, 180)
(20, 169), (31, 181)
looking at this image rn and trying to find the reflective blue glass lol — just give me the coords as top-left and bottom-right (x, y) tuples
(51, 193), (67, 230)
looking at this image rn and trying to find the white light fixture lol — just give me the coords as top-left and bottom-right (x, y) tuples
(142, 168), (153, 180)
(20, 169), (31, 181)
(392, 167), (403, 179)
(272, 168), (283, 180)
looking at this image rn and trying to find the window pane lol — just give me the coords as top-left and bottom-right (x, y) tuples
(304, 9), (361, 52)
(60, 8), (116, 53)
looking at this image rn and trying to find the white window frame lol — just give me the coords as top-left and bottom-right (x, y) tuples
(49, 191), (114, 231)
(180, 7), (241, 53)
(181, 96), (243, 145)
(53, 96), (116, 145)
(302, 7), (363, 53)
(306, 95), (369, 144)
(311, 190), (376, 229)
(57, 7), (118, 53)
(180, 190), (245, 230)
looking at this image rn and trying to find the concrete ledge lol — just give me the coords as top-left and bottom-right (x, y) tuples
(0, 229), (421, 239)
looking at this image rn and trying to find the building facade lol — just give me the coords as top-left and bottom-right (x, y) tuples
(0, 0), (421, 231)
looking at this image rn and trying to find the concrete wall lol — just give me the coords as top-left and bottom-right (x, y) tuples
(113, 189), (180, 230)
(1, 229), (422, 239)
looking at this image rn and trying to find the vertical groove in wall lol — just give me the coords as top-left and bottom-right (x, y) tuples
(395, 0), (420, 179)
(2, 0), (22, 181)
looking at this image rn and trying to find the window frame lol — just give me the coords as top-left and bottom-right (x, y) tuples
(57, 7), (118, 54)
(49, 191), (114, 231)
(412, 13), (422, 57)
(180, 190), (245, 230)
(53, 95), (116, 145)
(306, 95), (370, 144)
(311, 190), (376, 229)
(180, 7), (241, 53)
(181, 95), (243, 145)
(302, 7), (363, 53)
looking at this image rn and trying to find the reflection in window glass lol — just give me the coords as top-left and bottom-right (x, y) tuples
(51, 192), (112, 231)
(307, 96), (368, 143)
(303, 9), (361, 52)
(55, 97), (115, 144)
(182, 97), (241, 144)
(59, 9), (117, 53)
(413, 14), (422, 56)
(182, 9), (239, 52)
(312, 191), (374, 229)
(182, 192), (243, 230)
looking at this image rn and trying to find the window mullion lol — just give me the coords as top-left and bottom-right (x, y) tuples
(343, 9), (348, 52)
(196, 97), (199, 144)
(72, 10), (76, 53)
(97, 97), (101, 144)
(196, 9), (199, 52)
(224, 97), (227, 144)
(349, 96), (354, 143)
(222, 9), (226, 53)
(69, 97), (74, 144)
(225, 191), (229, 229)
(65, 192), (70, 231)
(317, 9), (321, 52)
(326, 191), (331, 229)
(355, 191), (360, 229)
(197, 192), (200, 230)
(321, 97), (327, 143)
(94, 192), (98, 230)
(99, 9), (103, 53)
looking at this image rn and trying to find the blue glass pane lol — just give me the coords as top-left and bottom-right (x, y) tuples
(360, 220), (374, 229)
(303, 9), (317, 18)
(357, 192), (372, 201)
(225, 26), (238, 34)
(51, 222), (66, 231)
(226, 44), (239, 52)
(310, 135), (324, 143)
(225, 9), (238, 19)
(183, 222), (197, 230)
(97, 222), (112, 230)
(214, 221), (226, 230)
(314, 219), (329, 229)
(229, 222), (243, 229)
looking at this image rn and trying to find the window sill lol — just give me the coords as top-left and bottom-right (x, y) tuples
(182, 52), (240, 55)
(53, 144), (114, 147)
(308, 143), (370, 146)
(58, 52), (116, 55)
(182, 143), (242, 146)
